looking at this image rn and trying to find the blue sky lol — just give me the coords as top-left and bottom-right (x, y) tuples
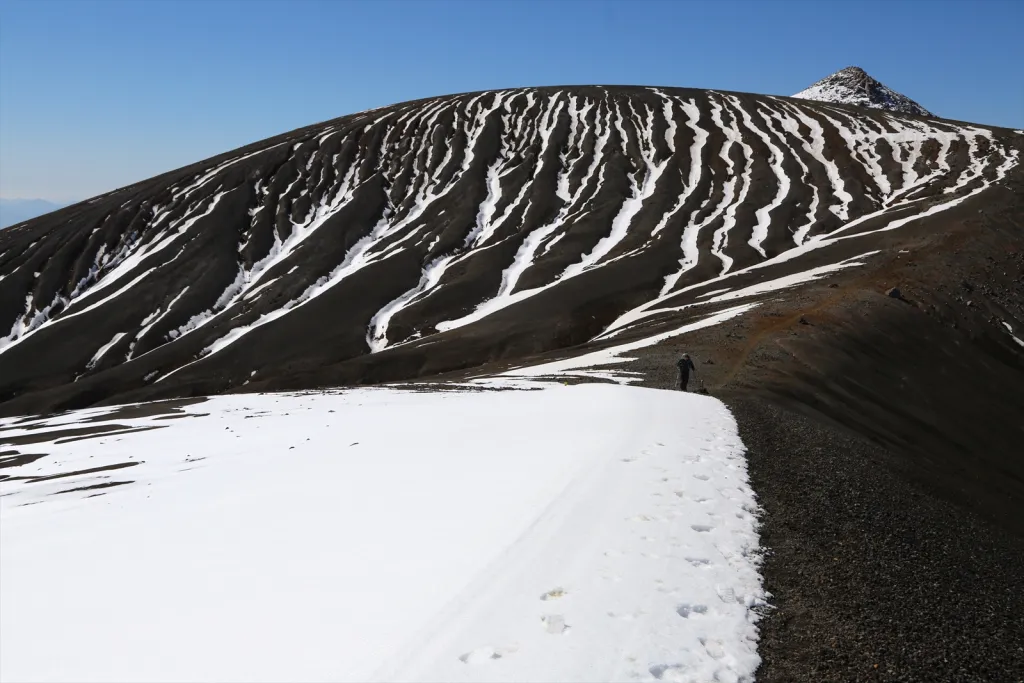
(1, 0), (1021, 202)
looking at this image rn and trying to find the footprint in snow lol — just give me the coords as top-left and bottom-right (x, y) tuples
(716, 585), (737, 603)
(541, 614), (570, 634)
(649, 663), (688, 681)
(628, 514), (657, 522)
(676, 603), (708, 618)
(699, 637), (727, 660)
(607, 609), (648, 621)
(690, 524), (713, 533)
(459, 645), (516, 663)
(540, 587), (566, 601)
(693, 473), (710, 481)
(685, 557), (711, 567)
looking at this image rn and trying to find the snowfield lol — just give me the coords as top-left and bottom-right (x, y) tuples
(0, 382), (763, 683)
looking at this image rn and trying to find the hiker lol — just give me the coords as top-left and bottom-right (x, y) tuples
(676, 354), (696, 392)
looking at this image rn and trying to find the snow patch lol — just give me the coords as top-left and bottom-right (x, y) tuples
(1, 383), (763, 683)
(86, 332), (127, 369)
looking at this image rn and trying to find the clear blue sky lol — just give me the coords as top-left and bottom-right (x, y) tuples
(1, 0), (1021, 202)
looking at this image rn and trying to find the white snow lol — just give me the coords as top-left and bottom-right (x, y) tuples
(1, 383), (763, 683)
(1000, 320), (1024, 348)
(86, 332), (127, 369)
(368, 253), (455, 351)
(131, 286), (190, 356)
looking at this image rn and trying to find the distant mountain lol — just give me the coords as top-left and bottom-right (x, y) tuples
(792, 66), (932, 116)
(0, 199), (68, 229)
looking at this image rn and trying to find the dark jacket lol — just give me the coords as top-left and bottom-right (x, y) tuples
(677, 357), (696, 375)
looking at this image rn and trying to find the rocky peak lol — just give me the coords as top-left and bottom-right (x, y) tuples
(792, 66), (933, 117)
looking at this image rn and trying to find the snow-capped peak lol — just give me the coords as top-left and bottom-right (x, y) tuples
(792, 66), (933, 117)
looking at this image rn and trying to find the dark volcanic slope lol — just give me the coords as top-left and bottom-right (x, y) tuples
(0, 86), (1019, 413)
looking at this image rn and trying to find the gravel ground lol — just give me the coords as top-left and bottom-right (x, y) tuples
(726, 396), (1024, 682)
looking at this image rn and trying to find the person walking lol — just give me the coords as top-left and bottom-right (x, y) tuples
(677, 353), (696, 391)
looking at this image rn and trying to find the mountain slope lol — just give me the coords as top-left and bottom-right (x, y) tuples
(792, 66), (933, 116)
(0, 86), (1018, 414)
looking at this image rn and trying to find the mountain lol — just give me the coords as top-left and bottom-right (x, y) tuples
(792, 66), (933, 116)
(0, 86), (1017, 415)
(2, 84), (1023, 679)
(0, 199), (68, 229)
